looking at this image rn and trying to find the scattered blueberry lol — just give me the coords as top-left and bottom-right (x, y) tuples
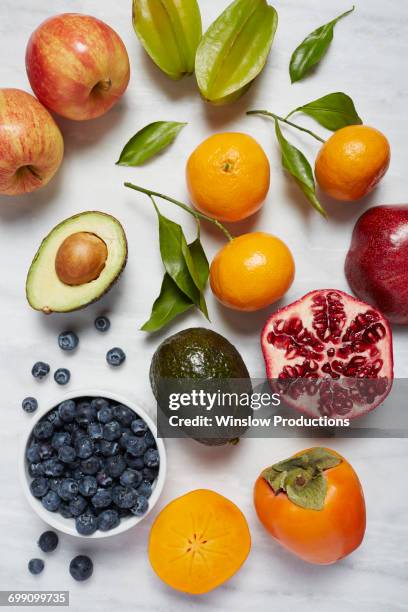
(76, 512), (97, 536)
(79, 476), (98, 498)
(131, 418), (148, 436)
(94, 316), (110, 333)
(42, 490), (61, 512)
(120, 469), (142, 488)
(33, 421), (53, 441)
(38, 531), (58, 553)
(106, 348), (126, 367)
(58, 479), (79, 501)
(130, 495), (149, 517)
(97, 509), (120, 532)
(69, 555), (93, 581)
(144, 448), (160, 468)
(68, 495), (87, 517)
(103, 420), (121, 441)
(28, 558), (44, 575)
(58, 400), (76, 423)
(137, 480), (153, 499)
(58, 331), (79, 351)
(54, 368), (71, 386)
(58, 445), (76, 464)
(91, 488), (112, 509)
(80, 456), (101, 475)
(32, 362), (50, 380)
(22, 397), (38, 414)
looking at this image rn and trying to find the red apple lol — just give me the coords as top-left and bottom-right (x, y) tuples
(0, 88), (64, 196)
(26, 13), (130, 121)
(345, 205), (408, 324)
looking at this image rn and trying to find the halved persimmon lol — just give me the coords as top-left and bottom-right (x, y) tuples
(149, 489), (251, 594)
(254, 447), (366, 565)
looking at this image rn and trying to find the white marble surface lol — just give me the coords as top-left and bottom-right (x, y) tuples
(0, 0), (408, 610)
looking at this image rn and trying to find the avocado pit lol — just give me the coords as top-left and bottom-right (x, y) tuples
(55, 231), (108, 286)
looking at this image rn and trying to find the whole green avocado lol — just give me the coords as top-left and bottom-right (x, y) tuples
(150, 327), (252, 446)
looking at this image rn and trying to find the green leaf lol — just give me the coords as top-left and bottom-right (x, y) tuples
(188, 238), (209, 291)
(185, 237), (210, 319)
(116, 121), (187, 166)
(289, 7), (355, 83)
(141, 274), (194, 332)
(274, 120), (327, 217)
(156, 211), (200, 304)
(195, 0), (278, 105)
(288, 92), (362, 131)
(132, 0), (202, 79)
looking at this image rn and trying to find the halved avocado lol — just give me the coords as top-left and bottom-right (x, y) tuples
(26, 211), (127, 313)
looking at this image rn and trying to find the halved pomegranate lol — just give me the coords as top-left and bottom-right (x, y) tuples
(261, 289), (393, 418)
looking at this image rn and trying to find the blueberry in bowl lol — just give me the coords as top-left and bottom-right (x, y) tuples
(21, 391), (166, 538)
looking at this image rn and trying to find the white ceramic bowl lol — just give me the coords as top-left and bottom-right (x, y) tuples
(20, 389), (166, 539)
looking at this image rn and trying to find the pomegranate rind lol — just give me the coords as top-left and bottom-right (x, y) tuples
(261, 289), (394, 419)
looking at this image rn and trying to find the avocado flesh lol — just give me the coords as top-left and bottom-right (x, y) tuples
(150, 328), (252, 446)
(26, 211), (127, 313)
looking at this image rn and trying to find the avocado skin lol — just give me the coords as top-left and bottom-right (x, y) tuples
(150, 328), (252, 446)
(150, 327), (250, 393)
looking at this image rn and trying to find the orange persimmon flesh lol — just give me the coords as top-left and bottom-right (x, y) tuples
(148, 489), (251, 594)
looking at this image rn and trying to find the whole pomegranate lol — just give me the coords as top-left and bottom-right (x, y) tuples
(345, 205), (408, 324)
(261, 289), (393, 418)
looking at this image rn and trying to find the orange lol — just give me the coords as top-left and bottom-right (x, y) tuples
(210, 232), (295, 311)
(186, 132), (270, 222)
(315, 125), (390, 201)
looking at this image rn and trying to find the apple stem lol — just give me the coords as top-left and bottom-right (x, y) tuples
(95, 78), (112, 93)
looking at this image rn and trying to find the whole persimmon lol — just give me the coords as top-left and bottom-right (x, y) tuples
(254, 447), (366, 565)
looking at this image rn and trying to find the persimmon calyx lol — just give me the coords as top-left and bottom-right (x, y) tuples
(261, 448), (342, 511)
